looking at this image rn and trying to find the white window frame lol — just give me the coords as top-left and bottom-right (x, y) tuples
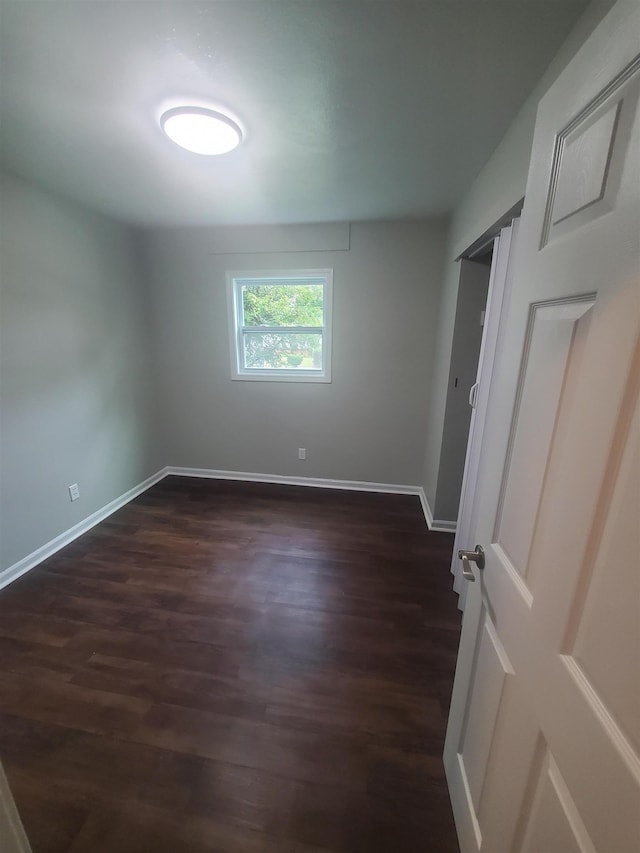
(226, 269), (333, 383)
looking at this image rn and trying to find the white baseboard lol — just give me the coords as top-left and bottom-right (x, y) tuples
(432, 518), (457, 532)
(419, 488), (435, 528)
(167, 469), (458, 531)
(166, 466), (422, 496)
(168, 469), (459, 531)
(0, 468), (168, 591)
(418, 488), (457, 533)
(0, 467), (456, 592)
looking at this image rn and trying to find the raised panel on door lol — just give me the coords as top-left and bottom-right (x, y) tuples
(494, 297), (595, 589)
(541, 57), (639, 248)
(517, 752), (597, 853)
(563, 390), (640, 760)
(458, 610), (513, 823)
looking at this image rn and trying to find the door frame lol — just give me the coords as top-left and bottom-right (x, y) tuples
(450, 218), (520, 611)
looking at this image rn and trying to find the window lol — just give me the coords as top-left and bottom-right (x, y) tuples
(226, 269), (333, 382)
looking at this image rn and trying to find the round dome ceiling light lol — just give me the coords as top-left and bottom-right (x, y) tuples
(160, 106), (242, 155)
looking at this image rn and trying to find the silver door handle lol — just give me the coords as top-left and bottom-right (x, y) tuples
(458, 545), (485, 582)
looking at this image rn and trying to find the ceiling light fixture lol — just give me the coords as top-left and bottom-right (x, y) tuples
(160, 106), (242, 155)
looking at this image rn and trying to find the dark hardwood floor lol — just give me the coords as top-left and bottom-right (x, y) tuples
(0, 477), (462, 852)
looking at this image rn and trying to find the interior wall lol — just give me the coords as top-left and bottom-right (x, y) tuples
(434, 260), (490, 522)
(143, 219), (447, 486)
(421, 0), (616, 518)
(0, 172), (161, 573)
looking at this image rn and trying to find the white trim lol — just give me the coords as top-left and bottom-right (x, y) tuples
(0, 762), (31, 853)
(0, 468), (458, 593)
(418, 488), (458, 533)
(225, 269), (333, 383)
(419, 488), (435, 528)
(0, 468), (168, 591)
(169, 469), (455, 532)
(166, 466), (421, 496)
(432, 519), (457, 533)
(451, 218), (520, 611)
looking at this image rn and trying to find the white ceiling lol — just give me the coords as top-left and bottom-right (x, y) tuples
(0, 0), (590, 227)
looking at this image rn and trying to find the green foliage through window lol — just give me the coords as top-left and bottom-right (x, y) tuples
(241, 283), (324, 369)
(242, 284), (324, 327)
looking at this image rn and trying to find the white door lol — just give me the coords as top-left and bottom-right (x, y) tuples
(451, 220), (520, 612)
(444, 2), (640, 851)
(0, 762), (30, 853)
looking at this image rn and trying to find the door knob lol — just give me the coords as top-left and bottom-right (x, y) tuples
(458, 545), (485, 582)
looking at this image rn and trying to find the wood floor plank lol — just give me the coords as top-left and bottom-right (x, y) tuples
(0, 477), (461, 851)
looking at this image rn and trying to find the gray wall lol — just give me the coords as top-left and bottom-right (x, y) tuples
(143, 219), (447, 485)
(0, 0), (615, 574)
(0, 172), (160, 572)
(421, 0), (615, 520)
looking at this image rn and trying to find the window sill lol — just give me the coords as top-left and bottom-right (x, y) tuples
(231, 371), (331, 383)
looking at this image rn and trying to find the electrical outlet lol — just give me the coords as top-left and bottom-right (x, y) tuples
(298, 448), (306, 460)
(69, 483), (80, 502)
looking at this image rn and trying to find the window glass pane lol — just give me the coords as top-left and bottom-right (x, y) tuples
(241, 284), (324, 327)
(242, 332), (322, 370)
